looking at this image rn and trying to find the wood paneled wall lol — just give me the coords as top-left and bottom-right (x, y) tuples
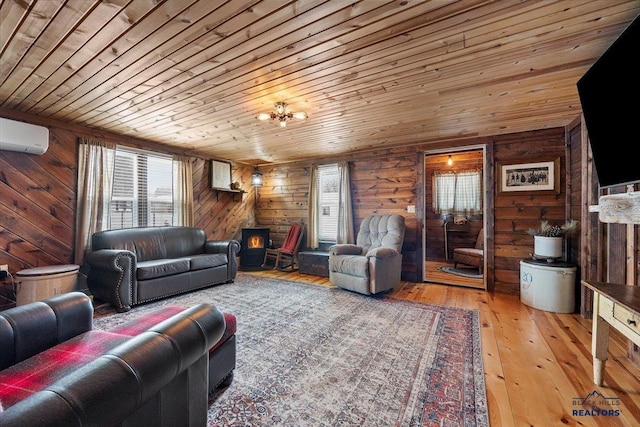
(257, 127), (572, 293)
(257, 149), (420, 281)
(0, 111), (255, 307)
(492, 128), (568, 294)
(1, 109), (579, 296)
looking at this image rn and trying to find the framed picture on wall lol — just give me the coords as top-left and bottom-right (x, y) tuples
(211, 160), (232, 190)
(499, 157), (560, 193)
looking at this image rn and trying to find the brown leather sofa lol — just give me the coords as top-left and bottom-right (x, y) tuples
(85, 226), (240, 312)
(0, 292), (226, 426)
(108, 304), (237, 393)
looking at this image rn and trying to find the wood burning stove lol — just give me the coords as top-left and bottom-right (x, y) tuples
(240, 227), (270, 269)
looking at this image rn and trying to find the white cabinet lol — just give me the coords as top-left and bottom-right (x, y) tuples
(520, 259), (576, 313)
(16, 264), (80, 306)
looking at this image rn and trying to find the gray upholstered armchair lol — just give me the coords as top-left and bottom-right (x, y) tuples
(328, 214), (406, 295)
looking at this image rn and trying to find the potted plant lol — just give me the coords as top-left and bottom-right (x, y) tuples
(526, 220), (578, 260)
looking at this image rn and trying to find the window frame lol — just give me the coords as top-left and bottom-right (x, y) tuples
(109, 146), (174, 229)
(316, 163), (340, 243)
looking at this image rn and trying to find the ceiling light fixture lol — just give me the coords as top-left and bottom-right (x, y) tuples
(447, 155), (453, 166)
(257, 102), (307, 127)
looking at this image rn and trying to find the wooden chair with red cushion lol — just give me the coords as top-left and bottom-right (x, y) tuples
(262, 223), (305, 271)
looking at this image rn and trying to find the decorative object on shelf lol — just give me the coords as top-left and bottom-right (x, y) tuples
(527, 219), (577, 237)
(251, 168), (263, 186)
(211, 159), (232, 190)
(498, 157), (560, 193)
(527, 220), (578, 261)
(256, 102), (307, 127)
(230, 182), (241, 191)
(453, 215), (467, 225)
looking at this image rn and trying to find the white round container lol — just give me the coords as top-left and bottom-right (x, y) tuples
(520, 260), (576, 313)
(16, 264), (80, 306)
(533, 236), (563, 260)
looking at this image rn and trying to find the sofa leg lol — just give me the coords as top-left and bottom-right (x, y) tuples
(219, 371), (234, 387)
(208, 371), (234, 402)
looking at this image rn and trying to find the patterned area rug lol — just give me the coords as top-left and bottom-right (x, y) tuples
(93, 274), (488, 426)
(438, 265), (484, 279)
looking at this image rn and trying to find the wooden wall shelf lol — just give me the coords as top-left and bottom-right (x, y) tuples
(213, 188), (245, 201)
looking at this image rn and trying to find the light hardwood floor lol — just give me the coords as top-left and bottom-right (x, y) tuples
(247, 269), (640, 427)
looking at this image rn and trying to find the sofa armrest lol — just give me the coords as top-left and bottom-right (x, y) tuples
(0, 304), (225, 427)
(329, 244), (363, 256)
(0, 292), (93, 370)
(365, 247), (400, 259)
(85, 248), (136, 271)
(204, 239), (240, 256)
(205, 239), (241, 281)
(85, 249), (136, 312)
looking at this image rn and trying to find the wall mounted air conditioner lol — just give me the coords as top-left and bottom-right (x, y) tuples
(0, 117), (49, 155)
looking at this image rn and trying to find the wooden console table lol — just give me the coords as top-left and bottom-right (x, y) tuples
(582, 280), (640, 386)
(443, 222), (469, 260)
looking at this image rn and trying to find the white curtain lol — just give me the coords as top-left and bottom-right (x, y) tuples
(336, 161), (354, 244)
(307, 164), (320, 249)
(74, 137), (115, 264)
(173, 154), (194, 226)
(453, 170), (482, 213)
(432, 171), (456, 215)
(432, 169), (482, 215)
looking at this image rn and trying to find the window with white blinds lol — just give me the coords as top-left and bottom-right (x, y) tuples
(316, 164), (339, 241)
(110, 147), (174, 229)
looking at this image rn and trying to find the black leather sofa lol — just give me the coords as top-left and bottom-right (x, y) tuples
(85, 226), (240, 311)
(0, 292), (226, 426)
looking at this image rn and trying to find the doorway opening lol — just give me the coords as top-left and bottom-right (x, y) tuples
(423, 146), (487, 290)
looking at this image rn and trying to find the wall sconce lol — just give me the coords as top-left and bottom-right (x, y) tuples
(447, 155), (453, 166)
(251, 168), (263, 186)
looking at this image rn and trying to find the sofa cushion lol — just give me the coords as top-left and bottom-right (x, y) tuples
(219, 312), (236, 348)
(137, 258), (190, 280)
(0, 331), (128, 409)
(453, 247), (483, 262)
(91, 227), (168, 261)
(189, 253), (228, 271)
(109, 307), (185, 336)
(161, 227), (207, 258)
(356, 214), (405, 253)
(329, 254), (370, 278)
(109, 307), (236, 352)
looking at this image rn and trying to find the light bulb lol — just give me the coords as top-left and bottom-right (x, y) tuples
(251, 171), (263, 186)
(447, 155), (453, 166)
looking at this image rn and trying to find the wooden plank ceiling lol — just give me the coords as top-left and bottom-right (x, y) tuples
(1, 0), (638, 165)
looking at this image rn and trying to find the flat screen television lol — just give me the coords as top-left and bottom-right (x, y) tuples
(577, 14), (640, 188)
